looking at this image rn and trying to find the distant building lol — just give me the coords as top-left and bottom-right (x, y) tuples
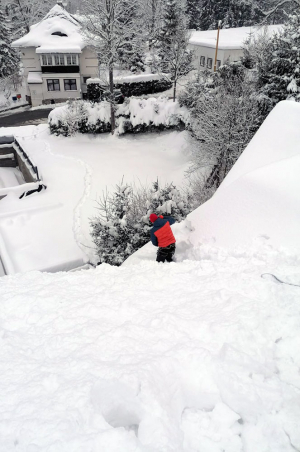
(188, 25), (283, 72)
(12, 5), (99, 107)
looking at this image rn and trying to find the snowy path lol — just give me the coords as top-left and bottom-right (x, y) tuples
(1, 245), (300, 452)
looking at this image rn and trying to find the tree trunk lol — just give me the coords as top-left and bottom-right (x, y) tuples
(109, 65), (115, 134)
(173, 79), (177, 102)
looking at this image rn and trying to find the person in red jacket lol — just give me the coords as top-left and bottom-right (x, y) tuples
(149, 213), (176, 262)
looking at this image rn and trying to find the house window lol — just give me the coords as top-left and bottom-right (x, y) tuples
(42, 54), (53, 66)
(200, 56), (205, 67)
(216, 60), (221, 69)
(66, 54), (77, 65)
(83, 76), (91, 84)
(47, 79), (60, 91)
(64, 79), (77, 90)
(41, 54), (78, 66)
(54, 54), (65, 65)
(207, 58), (213, 69)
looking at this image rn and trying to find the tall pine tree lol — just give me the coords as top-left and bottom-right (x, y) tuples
(116, 0), (145, 73)
(0, 4), (19, 78)
(256, 13), (300, 106)
(156, 0), (193, 100)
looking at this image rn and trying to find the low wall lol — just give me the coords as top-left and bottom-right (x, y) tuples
(0, 146), (17, 168)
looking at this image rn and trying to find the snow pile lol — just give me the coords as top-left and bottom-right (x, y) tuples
(1, 244), (300, 451)
(118, 97), (188, 129)
(114, 73), (164, 84)
(48, 98), (189, 136)
(189, 24), (283, 49)
(12, 5), (84, 53)
(87, 74), (164, 85)
(126, 100), (300, 268)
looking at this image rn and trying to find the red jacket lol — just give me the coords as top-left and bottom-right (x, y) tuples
(150, 216), (176, 248)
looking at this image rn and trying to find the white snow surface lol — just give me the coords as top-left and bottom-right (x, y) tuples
(12, 5), (84, 53)
(0, 125), (191, 274)
(0, 102), (300, 452)
(87, 74), (164, 85)
(1, 243), (300, 451)
(189, 24), (283, 49)
(27, 72), (43, 84)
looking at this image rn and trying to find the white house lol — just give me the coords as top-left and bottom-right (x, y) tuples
(189, 24), (283, 72)
(12, 5), (99, 107)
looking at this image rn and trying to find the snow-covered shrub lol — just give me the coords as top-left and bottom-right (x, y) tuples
(87, 81), (103, 103)
(180, 64), (263, 191)
(142, 180), (192, 223)
(115, 78), (171, 97)
(49, 98), (189, 136)
(90, 183), (134, 266)
(86, 74), (172, 103)
(244, 14), (300, 108)
(90, 179), (193, 266)
(49, 100), (112, 136)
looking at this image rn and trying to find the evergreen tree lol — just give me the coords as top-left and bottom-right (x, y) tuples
(186, 0), (202, 29)
(90, 180), (193, 266)
(155, 0), (193, 101)
(256, 13), (300, 106)
(117, 0), (145, 73)
(0, 4), (19, 78)
(90, 183), (134, 266)
(187, 0), (264, 31)
(143, 181), (192, 222)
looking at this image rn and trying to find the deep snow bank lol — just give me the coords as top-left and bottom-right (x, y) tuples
(125, 101), (300, 266)
(1, 243), (300, 452)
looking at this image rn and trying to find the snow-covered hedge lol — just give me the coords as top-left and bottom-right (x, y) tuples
(48, 98), (189, 136)
(87, 74), (172, 102)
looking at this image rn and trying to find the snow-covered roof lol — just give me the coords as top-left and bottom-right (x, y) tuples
(27, 72), (43, 84)
(189, 24), (283, 50)
(12, 5), (85, 53)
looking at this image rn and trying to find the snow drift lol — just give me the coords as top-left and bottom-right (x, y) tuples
(125, 100), (300, 266)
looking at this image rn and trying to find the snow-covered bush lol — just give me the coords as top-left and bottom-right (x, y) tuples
(90, 180), (193, 266)
(48, 97), (189, 136)
(245, 13), (300, 108)
(90, 183), (134, 266)
(49, 100), (112, 136)
(180, 64), (263, 190)
(87, 74), (171, 102)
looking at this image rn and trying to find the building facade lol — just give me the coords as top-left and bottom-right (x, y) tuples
(188, 25), (283, 72)
(12, 5), (99, 107)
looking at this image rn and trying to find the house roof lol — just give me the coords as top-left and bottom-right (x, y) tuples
(189, 24), (283, 50)
(12, 5), (85, 53)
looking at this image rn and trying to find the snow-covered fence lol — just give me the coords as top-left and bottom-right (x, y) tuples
(87, 74), (172, 102)
(13, 139), (40, 182)
(48, 98), (190, 137)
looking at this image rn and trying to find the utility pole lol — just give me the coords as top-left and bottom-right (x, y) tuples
(213, 20), (221, 72)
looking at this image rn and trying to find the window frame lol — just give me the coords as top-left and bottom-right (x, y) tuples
(200, 56), (205, 67)
(64, 78), (77, 91)
(54, 54), (65, 66)
(41, 54), (78, 66)
(216, 59), (221, 69)
(66, 54), (78, 65)
(207, 58), (213, 69)
(83, 76), (91, 84)
(46, 79), (60, 91)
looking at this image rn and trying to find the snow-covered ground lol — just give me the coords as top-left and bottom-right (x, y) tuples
(0, 101), (300, 451)
(1, 242), (300, 452)
(0, 124), (191, 273)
